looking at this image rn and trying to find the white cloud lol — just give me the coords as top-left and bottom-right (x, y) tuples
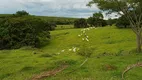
(0, 0), (100, 18)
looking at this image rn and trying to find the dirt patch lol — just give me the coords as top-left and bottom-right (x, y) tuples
(31, 65), (68, 80)
(102, 64), (117, 71)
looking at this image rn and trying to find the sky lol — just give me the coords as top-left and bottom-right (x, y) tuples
(0, 0), (118, 19)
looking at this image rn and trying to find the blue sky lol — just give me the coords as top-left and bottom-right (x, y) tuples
(0, 0), (118, 19)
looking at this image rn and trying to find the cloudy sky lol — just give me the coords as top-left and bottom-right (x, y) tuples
(0, 0), (118, 19)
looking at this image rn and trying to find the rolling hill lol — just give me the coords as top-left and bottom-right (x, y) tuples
(0, 26), (142, 80)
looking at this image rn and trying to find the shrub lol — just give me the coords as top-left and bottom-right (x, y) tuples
(0, 16), (51, 49)
(77, 45), (93, 57)
(48, 22), (57, 31)
(74, 18), (88, 28)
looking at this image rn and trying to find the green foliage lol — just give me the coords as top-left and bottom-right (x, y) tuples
(48, 22), (57, 31)
(87, 17), (107, 27)
(87, 12), (107, 27)
(0, 14), (12, 18)
(0, 14), (77, 25)
(106, 18), (117, 26)
(56, 25), (74, 30)
(88, 0), (142, 52)
(87, 0), (126, 12)
(87, 17), (94, 27)
(87, 0), (142, 26)
(74, 18), (88, 28)
(36, 16), (77, 25)
(0, 27), (142, 80)
(15, 10), (29, 16)
(77, 45), (93, 57)
(93, 12), (103, 19)
(116, 15), (130, 28)
(0, 26), (142, 80)
(0, 16), (51, 49)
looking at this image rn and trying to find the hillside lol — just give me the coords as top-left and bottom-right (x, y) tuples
(36, 16), (77, 21)
(0, 14), (77, 24)
(0, 26), (142, 80)
(36, 16), (78, 25)
(0, 14), (12, 18)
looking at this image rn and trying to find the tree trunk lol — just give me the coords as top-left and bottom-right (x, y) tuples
(136, 34), (141, 52)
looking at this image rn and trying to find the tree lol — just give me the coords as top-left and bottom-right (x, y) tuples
(15, 10), (29, 16)
(0, 16), (51, 49)
(74, 18), (88, 28)
(87, 17), (94, 27)
(87, 12), (106, 27)
(93, 12), (104, 27)
(106, 18), (118, 26)
(88, 0), (142, 52)
(93, 12), (104, 19)
(116, 15), (130, 28)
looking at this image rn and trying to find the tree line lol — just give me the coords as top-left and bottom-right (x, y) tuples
(74, 12), (107, 28)
(74, 12), (130, 28)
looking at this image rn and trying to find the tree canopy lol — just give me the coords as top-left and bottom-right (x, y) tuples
(93, 12), (103, 19)
(74, 18), (88, 28)
(87, 12), (107, 27)
(15, 10), (29, 16)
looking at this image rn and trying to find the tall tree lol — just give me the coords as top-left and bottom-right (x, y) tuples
(87, 0), (142, 52)
(93, 12), (104, 19)
(87, 17), (94, 27)
(87, 12), (106, 27)
(93, 12), (105, 26)
(116, 15), (130, 28)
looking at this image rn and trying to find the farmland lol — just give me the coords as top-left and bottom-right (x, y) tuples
(0, 26), (142, 80)
(0, 0), (142, 80)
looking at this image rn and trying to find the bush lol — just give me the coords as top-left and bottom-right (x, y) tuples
(77, 45), (93, 57)
(48, 22), (57, 31)
(0, 16), (51, 49)
(74, 18), (88, 28)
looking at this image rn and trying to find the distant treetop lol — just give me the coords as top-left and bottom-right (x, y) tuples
(15, 10), (29, 16)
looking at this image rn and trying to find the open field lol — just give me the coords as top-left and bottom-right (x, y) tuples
(0, 26), (142, 80)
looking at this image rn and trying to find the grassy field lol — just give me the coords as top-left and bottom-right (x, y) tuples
(0, 14), (12, 18)
(0, 26), (142, 80)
